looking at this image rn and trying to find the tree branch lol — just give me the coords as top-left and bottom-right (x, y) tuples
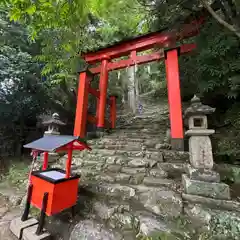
(200, 0), (240, 39)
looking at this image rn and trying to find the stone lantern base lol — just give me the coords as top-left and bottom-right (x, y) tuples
(182, 165), (230, 200)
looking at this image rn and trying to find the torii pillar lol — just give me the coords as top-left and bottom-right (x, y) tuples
(97, 55), (109, 131)
(164, 47), (184, 151)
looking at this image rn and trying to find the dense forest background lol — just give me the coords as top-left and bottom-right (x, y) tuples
(0, 0), (240, 162)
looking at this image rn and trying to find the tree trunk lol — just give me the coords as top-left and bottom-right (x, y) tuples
(127, 66), (137, 114)
(201, 0), (240, 39)
(135, 64), (140, 106)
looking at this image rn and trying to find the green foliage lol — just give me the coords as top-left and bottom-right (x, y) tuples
(5, 161), (29, 187)
(0, 7), (48, 126)
(209, 212), (240, 239)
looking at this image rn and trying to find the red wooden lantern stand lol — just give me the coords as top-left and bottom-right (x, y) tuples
(21, 135), (91, 236)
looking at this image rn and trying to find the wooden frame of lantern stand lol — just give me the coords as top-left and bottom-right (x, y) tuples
(21, 139), (91, 236)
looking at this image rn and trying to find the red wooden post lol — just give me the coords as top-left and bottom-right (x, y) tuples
(164, 48), (184, 150)
(74, 72), (90, 138)
(97, 56), (109, 130)
(65, 144), (73, 178)
(42, 152), (49, 170)
(96, 99), (99, 122)
(110, 96), (117, 129)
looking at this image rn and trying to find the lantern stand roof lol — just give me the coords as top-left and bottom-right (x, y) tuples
(23, 135), (91, 153)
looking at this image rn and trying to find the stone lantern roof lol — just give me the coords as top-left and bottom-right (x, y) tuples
(42, 113), (66, 126)
(42, 113), (66, 136)
(184, 95), (215, 118)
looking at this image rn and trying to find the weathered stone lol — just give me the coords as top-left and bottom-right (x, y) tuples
(143, 177), (173, 188)
(22, 224), (51, 240)
(111, 213), (139, 231)
(139, 190), (183, 218)
(93, 202), (115, 220)
(184, 204), (212, 226)
(132, 185), (160, 194)
(138, 215), (171, 236)
(117, 204), (130, 213)
(182, 193), (240, 212)
(159, 163), (186, 178)
(108, 165), (122, 173)
(115, 174), (131, 182)
(72, 157), (84, 166)
(95, 149), (116, 156)
(69, 220), (116, 240)
(188, 135), (214, 169)
(121, 167), (146, 174)
(149, 169), (168, 178)
(80, 169), (98, 178)
(116, 157), (129, 166)
(186, 165), (220, 182)
(84, 160), (103, 167)
(129, 174), (145, 185)
(106, 156), (118, 164)
(144, 140), (157, 148)
(182, 174), (230, 200)
(96, 184), (136, 200)
(147, 160), (158, 168)
(96, 175), (115, 183)
(155, 143), (171, 150)
(146, 152), (163, 162)
(162, 151), (189, 162)
(128, 159), (149, 168)
(95, 163), (104, 171)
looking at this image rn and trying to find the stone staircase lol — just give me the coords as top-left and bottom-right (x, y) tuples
(52, 101), (193, 239)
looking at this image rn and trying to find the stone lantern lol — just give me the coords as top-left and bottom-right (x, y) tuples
(39, 113), (66, 165)
(184, 95), (215, 169)
(42, 113), (66, 136)
(182, 95), (230, 201)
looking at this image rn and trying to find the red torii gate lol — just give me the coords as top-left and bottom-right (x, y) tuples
(74, 16), (205, 150)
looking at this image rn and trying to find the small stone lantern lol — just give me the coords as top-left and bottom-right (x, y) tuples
(184, 95), (215, 169)
(42, 113), (66, 136)
(40, 113), (66, 165)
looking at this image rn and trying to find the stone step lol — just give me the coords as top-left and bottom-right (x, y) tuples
(96, 144), (143, 151)
(74, 149), (188, 165)
(182, 193), (240, 212)
(110, 129), (165, 135)
(113, 131), (166, 137)
(158, 162), (187, 179)
(95, 137), (164, 144)
(92, 143), (173, 152)
(136, 214), (187, 238)
(162, 150), (189, 162)
(117, 124), (167, 130)
(89, 183), (137, 200)
(182, 174), (231, 200)
(142, 177), (174, 188)
(138, 189), (183, 219)
(82, 149), (164, 162)
(91, 200), (186, 238)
